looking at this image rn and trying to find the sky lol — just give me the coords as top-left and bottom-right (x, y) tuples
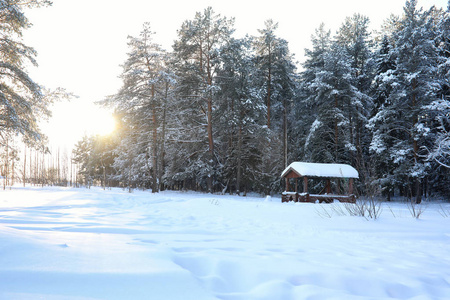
(22, 0), (448, 150)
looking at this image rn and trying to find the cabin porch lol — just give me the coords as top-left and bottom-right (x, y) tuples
(281, 192), (356, 203)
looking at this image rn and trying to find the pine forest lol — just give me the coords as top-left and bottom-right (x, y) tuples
(2, 0), (450, 202)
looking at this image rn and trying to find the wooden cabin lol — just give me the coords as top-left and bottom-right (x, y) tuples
(281, 162), (358, 203)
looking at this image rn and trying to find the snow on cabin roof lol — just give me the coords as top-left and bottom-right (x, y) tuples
(281, 162), (359, 179)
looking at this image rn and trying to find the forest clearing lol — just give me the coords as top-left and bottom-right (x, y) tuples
(0, 186), (449, 299)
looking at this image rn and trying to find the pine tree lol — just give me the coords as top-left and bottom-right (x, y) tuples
(368, 34), (397, 199)
(253, 20), (297, 164)
(0, 0), (52, 144)
(171, 7), (234, 192)
(72, 135), (94, 187)
(368, 0), (441, 202)
(336, 14), (374, 179)
(104, 23), (173, 192)
(214, 36), (266, 194)
(0, 0), (56, 187)
(253, 20), (298, 193)
(294, 24), (331, 162)
(422, 4), (450, 197)
(302, 35), (357, 166)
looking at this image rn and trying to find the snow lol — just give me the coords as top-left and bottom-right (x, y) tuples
(1, 186), (450, 299)
(281, 162), (359, 179)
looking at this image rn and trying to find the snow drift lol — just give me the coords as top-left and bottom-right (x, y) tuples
(0, 186), (449, 299)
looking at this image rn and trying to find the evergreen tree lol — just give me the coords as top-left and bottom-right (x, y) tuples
(0, 0), (52, 144)
(368, 0), (441, 202)
(214, 36), (266, 194)
(368, 34), (397, 199)
(104, 23), (173, 192)
(371, 35), (396, 112)
(423, 4), (450, 197)
(294, 24), (331, 162)
(171, 7), (234, 192)
(302, 32), (357, 167)
(336, 14), (374, 181)
(253, 20), (297, 165)
(253, 20), (298, 193)
(72, 135), (94, 187)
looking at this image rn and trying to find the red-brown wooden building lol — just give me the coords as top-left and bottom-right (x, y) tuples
(281, 162), (358, 203)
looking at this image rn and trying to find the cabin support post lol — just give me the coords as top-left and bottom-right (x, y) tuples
(285, 178), (290, 192)
(303, 176), (308, 194)
(326, 179), (331, 194)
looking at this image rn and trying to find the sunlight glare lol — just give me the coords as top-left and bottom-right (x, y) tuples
(91, 109), (116, 136)
(42, 99), (116, 150)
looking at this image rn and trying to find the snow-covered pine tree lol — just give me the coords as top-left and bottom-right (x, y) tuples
(103, 23), (173, 192)
(72, 135), (94, 187)
(422, 4), (450, 197)
(0, 0), (56, 188)
(171, 7), (234, 192)
(302, 37), (357, 167)
(0, 0), (52, 145)
(253, 20), (298, 193)
(214, 36), (266, 195)
(294, 24), (331, 162)
(368, 0), (441, 203)
(335, 14), (374, 184)
(368, 34), (398, 199)
(371, 35), (396, 112)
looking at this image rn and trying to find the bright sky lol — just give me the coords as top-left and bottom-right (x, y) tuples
(23, 0), (448, 150)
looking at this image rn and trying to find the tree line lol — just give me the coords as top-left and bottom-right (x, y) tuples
(0, 1), (78, 189)
(73, 1), (448, 201)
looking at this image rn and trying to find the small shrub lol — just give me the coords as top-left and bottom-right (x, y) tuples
(315, 198), (382, 220)
(345, 197), (382, 220)
(438, 204), (450, 218)
(407, 199), (426, 219)
(315, 205), (332, 218)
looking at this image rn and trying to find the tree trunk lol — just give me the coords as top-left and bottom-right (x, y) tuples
(159, 81), (168, 191)
(4, 136), (9, 190)
(334, 94), (339, 161)
(207, 98), (214, 193)
(411, 79), (422, 204)
(151, 84), (159, 193)
(23, 145), (27, 187)
(413, 139), (422, 203)
(206, 43), (214, 193)
(267, 48), (272, 129)
(283, 99), (288, 168)
(236, 122), (243, 195)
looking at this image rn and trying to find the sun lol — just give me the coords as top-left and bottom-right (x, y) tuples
(42, 99), (117, 150)
(77, 101), (117, 138)
(88, 108), (116, 137)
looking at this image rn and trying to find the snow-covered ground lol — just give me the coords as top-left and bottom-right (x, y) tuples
(0, 186), (449, 300)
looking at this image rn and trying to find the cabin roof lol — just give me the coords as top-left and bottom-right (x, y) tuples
(281, 162), (359, 179)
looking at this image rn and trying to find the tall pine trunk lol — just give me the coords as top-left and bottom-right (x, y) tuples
(266, 49), (272, 129)
(206, 96), (214, 193)
(206, 46), (214, 193)
(412, 79), (422, 204)
(236, 121), (243, 195)
(334, 94), (339, 162)
(23, 145), (27, 187)
(283, 98), (288, 168)
(159, 82), (168, 191)
(151, 84), (159, 193)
